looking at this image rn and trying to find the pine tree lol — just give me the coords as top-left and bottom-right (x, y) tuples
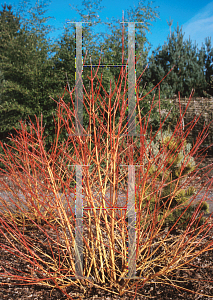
(136, 128), (209, 231)
(142, 23), (207, 99)
(198, 37), (213, 97)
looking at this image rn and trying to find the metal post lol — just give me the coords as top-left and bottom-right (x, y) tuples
(75, 22), (83, 136)
(68, 164), (90, 279)
(66, 21), (91, 280)
(67, 22), (92, 137)
(118, 164), (145, 280)
(119, 21), (145, 278)
(128, 22), (136, 136)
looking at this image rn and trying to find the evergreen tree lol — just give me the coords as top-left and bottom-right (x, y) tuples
(0, 3), (27, 143)
(198, 37), (213, 97)
(0, 3), (21, 46)
(143, 23), (207, 98)
(0, 3), (21, 108)
(0, 69), (5, 101)
(0, 1), (68, 158)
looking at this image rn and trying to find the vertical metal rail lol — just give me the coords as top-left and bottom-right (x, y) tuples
(67, 21), (91, 279)
(119, 21), (145, 279)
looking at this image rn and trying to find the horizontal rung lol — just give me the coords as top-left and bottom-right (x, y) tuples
(83, 65), (127, 67)
(83, 207), (127, 210)
(119, 276), (146, 279)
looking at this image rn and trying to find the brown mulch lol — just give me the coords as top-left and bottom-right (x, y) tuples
(0, 220), (212, 300)
(0, 150), (213, 299)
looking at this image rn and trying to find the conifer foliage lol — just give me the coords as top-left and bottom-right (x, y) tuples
(136, 127), (209, 231)
(0, 1), (67, 159)
(142, 24), (210, 98)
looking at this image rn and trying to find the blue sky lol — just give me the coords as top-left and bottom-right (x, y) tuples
(3, 0), (213, 60)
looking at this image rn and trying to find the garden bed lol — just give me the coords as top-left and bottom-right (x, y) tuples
(0, 153), (212, 299)
(0, 220), (212, 299)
